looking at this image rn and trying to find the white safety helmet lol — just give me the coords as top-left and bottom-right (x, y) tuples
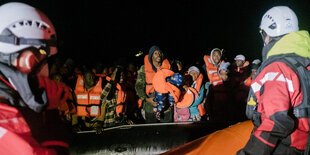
(260, 6), (298, 37)
(0, 2), (57, 55)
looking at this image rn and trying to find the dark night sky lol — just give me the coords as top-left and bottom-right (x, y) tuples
(1, 0), (310, 68)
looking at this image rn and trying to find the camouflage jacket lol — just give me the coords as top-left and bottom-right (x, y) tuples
(135, 65), (148, 101)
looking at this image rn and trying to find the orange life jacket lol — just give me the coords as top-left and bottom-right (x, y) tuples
(203, 55), (223, 86)
(176, 87), (199, 108)
(137, 99), (143, 108)
(192, 73), (203, 93)
(95, 73), (106, 78)
(144, 55), (170, 95)
(243, 76), (252, 87)
(235, 60), (250, 73)
(152, 68), (181, 103)
(190, 73), (206, 116)
(198, 99), (206, 116)
(105, 76), (126, 115)
(243, 61), (249, 67)
(74, 75), (102, 117)
(115, 82), (126, 115)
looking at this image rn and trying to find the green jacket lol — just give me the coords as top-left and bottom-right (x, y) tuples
(135, 65), (148, 101)
(267, 30), (310, 59)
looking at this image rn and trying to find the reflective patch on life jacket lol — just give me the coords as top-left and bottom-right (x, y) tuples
(79, 79), (83, 85)
(77, 94), (87, 99)
(90, 106), (99, 115)
(213, 80), (222, 86)
(208, 70), (217, 74)
(90, 95), (100, 100)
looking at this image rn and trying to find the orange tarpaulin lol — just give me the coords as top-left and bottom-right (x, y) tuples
(162, 120), (254, 155)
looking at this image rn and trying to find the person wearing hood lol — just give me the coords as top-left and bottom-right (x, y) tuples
(186, 66), (206, 121)
(218, 61), (231, 82)
(238, 6), (310, 154)
(203, 48), (225, 86)
(135, 45), (173, 123)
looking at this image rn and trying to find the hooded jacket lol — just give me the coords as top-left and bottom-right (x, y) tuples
(239, 30), (310, 154)
(144, 46), (170, 95)
(203, 49), (224, 86)
(189, 73), (206, 117)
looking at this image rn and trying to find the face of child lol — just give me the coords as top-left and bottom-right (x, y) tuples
(219, 70), (229, 81)
(189, 71), (199, 81)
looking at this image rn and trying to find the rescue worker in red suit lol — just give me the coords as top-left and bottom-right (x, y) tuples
(0, 2), (73, 155)
(238, 6), (310, 154)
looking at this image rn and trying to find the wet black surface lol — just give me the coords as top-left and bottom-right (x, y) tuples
(70, 121), (230, 155)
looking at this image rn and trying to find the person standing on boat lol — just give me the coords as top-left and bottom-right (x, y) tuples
(135, 45), (174, 123)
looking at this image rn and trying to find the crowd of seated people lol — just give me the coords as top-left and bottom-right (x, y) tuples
(47, 46), (261, 132)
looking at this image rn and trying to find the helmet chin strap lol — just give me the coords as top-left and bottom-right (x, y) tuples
(0, 47), (45, 74)
(259, 29), (268, 46)
(0, 52), (19, 66)
(260, 29), (285, 46)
